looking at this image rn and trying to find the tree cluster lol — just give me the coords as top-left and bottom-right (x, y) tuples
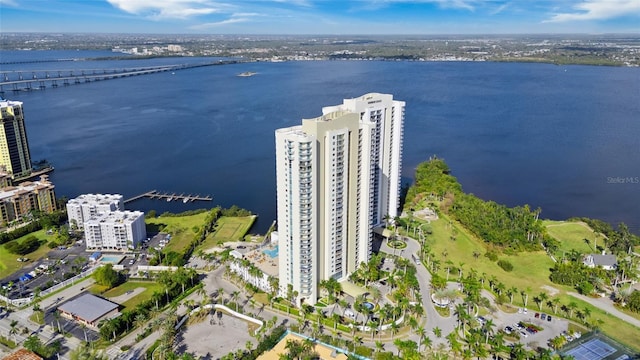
(4, 235), (41, 255)
(407, 157), (548, 251)
(93, 263), (123, 288)
(628, 290), (640, 313)
(570, 217), (639, 254)
(221, 205), (252, 217)
(23, 335), (62, 358)
(99, 268), (198, 342)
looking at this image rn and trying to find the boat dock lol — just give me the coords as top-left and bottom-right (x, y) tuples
(124, 190), (212, 204)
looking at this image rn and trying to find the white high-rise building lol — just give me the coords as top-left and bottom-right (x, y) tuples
(275, 93), (404, 305)
(66, 194), (124, 230)
(84, 210), (146, 251)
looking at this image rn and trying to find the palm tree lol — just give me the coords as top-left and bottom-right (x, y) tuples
(482, 318), (495, 343)
(433, 326), (442, 338)
(390, 321), (399, 340)
(375, 340), (385, 353)
(232, 290), (240, 311)
(551, 297), (561, 314)
(568, 301), (578, 318)
(315, 307), (324, 327)
(9, 319), (18, 343)
(53, 310), (62, 333)
(416, 325), (426, 351)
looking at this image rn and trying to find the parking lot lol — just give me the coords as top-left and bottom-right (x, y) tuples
(483, 307), (570, 349)
(1, 241), (91, 299)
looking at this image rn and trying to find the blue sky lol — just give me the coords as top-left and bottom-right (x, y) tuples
(1, 0), (639, 34)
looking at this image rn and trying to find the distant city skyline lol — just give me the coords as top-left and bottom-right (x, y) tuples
(1, 0), (639, 35)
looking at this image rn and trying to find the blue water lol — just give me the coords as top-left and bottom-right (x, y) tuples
(263, 245), (279, 259)
(101, 256), (123, 264)
(1, 51), (639, 234)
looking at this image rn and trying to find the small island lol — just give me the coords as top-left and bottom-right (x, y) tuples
(237, 71), (257, 77)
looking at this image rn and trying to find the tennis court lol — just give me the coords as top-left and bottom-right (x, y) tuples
(564, 339), (617, 360)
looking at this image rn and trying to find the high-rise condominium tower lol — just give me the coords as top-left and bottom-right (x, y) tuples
(0, 99), (32, 179)
(275, 93), (405, 305)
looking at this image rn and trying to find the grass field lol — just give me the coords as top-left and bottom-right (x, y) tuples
(544, 220), (599, 256)
(145, 213), (209, 253)
(198, 216), (256, 251)
(92, 281), (162, 311)
(0, 229), (56, 279)
(413, 212), (640, 351)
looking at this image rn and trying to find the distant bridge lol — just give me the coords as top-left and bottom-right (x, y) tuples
(0, 60), (243, 94)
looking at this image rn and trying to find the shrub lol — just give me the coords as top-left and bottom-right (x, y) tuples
(485, 251), (499, 262)
(497, 259), (514, 272)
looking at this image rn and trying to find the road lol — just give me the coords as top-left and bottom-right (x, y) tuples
(379, 237), (457, 345)
(568, 291), (640, 329)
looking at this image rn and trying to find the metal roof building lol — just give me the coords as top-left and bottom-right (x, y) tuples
(57, 293), (120, 328)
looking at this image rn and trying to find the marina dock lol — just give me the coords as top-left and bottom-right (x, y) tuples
(124, 190), (212, 204)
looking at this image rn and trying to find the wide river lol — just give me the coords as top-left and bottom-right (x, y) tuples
(1, 51), (639, 234)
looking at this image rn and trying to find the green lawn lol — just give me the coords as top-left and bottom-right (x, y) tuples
(145, 213), (209, 253)
(413, 212), (640, 351)
(94, 281), (162, 311)
(198, 215), (256, 251)
(0, 229), (56, 279)
(544, 220), (599, 256)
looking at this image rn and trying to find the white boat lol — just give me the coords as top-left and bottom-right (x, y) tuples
(183, 197), (189, 203)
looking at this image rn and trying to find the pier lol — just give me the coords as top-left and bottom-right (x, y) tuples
(124, 190), (213, 204)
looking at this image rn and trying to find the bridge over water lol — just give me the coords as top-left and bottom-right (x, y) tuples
(0, 60), (243, 94)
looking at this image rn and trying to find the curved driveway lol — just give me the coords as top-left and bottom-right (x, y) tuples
(379, 236), (456, 345)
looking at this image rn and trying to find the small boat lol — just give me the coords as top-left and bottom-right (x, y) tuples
(237, 71), (257, 77)
(183, 197), (189, 203)
(167, 197), (173, 202)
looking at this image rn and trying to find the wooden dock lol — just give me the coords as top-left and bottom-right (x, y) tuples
(124, 190), (212, 204)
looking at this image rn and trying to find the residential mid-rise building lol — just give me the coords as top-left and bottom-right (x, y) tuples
(66, 193), (124, 230)
(0, 175), (57, 226)
(275, 93), (404, 305)
(84, 210), (146, 251)
(0, 99), (32, 179)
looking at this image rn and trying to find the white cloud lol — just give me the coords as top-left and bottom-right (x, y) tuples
(189, 12), (259, 29)
(547, 0), (640, 22)
(107, 0), (232, 19)
(271, 0), (313, 6)
(490, 1), (510, 15)
(350, 0), (483, 12)
(0, 0), (18, 7)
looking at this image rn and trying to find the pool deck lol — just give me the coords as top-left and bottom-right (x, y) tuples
(243, 247), (279, 277)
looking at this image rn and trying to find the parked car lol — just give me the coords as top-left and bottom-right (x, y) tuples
(541, 314), (547, 320)
(504, 326), (514, 334)
(547, 315), (552, 322)
(535, 312), (540, 318)
(520, 330), (529, 338)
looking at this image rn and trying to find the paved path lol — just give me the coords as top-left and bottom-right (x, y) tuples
(568, 292), (640, 329)
(379, 237), (457, 345)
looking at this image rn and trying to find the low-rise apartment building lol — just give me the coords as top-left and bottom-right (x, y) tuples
(84, 210), (146, 251)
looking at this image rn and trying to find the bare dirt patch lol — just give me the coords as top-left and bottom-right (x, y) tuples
(541, 285), (560, 297)
(175, 310), (256, 358)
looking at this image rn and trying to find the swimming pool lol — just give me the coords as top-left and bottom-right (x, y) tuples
(101, 255), (124, 264)
(262, 245), (279, 259)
